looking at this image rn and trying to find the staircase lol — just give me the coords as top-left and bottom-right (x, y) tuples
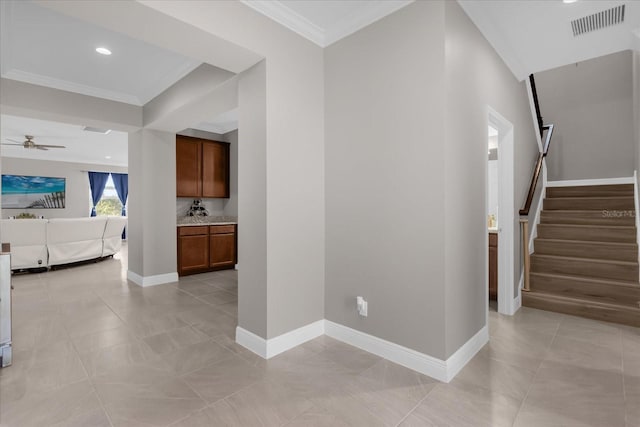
(523, 184), (640, 327)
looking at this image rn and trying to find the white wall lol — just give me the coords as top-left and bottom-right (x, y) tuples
(537, 50), (634, 181)
(1, 157), (127, 219)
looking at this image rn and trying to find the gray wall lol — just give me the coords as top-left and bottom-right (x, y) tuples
(325, 0), (539, 360)
(634, 50), (640, 178)
(237, 61), (267, 338)
(1, 157), (127, 219)
(536, 51), (634, 181)
(128, 129), (177, 277)
(443, 1), (538, 356)
(325, 1), (448, 358)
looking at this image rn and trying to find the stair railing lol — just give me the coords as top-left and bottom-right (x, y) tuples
(520, 74), (554, 292)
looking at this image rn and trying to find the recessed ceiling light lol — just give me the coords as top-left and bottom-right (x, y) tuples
(105, 156), (112, 159)
(563, 0), (578, 4)
(95, 47), (112, 55)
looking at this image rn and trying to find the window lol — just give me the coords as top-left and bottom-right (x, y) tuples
(95, 175), (122, 216)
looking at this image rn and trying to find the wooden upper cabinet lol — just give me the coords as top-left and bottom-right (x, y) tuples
(176, 136), (202, 197)
(176, 135), (230, 198)
(202, 141), (230, 198)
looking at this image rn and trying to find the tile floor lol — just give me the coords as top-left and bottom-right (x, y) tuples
(1, 246), (639, 426)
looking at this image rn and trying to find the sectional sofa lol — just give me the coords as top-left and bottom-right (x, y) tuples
(0, 216), (127, 270)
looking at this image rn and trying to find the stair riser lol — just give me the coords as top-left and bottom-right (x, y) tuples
(533, 240), (638, 262)
(544, 197), (634, 211)
(540, 212), (635, 226)
(530, 274), (640, 306)
(537, 225), (636, 243)
(531, 256), (638, 281)
(546, 185), (634, 198)
(522, 293), (640, 327)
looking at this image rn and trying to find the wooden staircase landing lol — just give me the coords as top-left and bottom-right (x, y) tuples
(523, 184), (640, 327)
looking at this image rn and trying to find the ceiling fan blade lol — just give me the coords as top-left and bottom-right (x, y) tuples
(1, 143), (23, 146)
(36, 144), (66, 149)
(5, 138), (23, 143)
(36, 146), (49, 151)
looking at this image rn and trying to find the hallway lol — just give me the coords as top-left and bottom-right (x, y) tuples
(1, 251), (638, 426)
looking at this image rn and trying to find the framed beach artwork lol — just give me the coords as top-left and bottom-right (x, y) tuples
(1, 175), (66, 209)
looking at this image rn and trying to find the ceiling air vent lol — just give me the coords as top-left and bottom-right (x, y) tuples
(83, 126), (111, 134)
(571, 4), (625, 37)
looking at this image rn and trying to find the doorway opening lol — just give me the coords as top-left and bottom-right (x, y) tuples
(487, 107), (516, 316)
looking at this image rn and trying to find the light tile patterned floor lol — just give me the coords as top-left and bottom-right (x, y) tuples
(1, 246), (639, 426)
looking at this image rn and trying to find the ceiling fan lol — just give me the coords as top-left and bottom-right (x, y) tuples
(1, 135), (66, 151)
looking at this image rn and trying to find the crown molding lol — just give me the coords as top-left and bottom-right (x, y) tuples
(2, 69), (143, 106)
(324, 1), (414, 46)
(241, 0), (326, 46)
(241, 0), (413, 47)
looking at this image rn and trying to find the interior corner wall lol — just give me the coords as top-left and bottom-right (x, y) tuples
(633, 50), (640, 176)
(237, 61), (267, 338)
(443, 1), (538, 357)
(325, 1), (447, 358)
(1, 157), (127, 219)
(139, 0), (326, 340)
(128, 129), (177, 278)
(223, 129), (238, 217)
(536, 50), (634, 181)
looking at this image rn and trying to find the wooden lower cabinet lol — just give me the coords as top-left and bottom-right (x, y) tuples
(489, 232), (498, 301)
(178, 224), (236, 276)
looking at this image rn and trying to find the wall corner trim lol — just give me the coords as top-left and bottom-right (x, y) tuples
(238, 320), (488, 383)
(443, 326), (489, 382)
(325, 320), (488, 383)
(236, 319), (325, 359)
(127, 271), (178, 287)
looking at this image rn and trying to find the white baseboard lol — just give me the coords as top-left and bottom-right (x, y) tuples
(236, 319), (325, 359)
(546, 176), (634, 187)
(237, 319), (488, 383)
(513, 293), (522, 313)
(127, 271), (178, 287)
(444, 325), (490, 382)
(324, 320), (488, 383)
(235, 326), (268, 358)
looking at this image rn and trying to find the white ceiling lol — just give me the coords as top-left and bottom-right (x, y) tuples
(459, 0), (640, 81)
(0, 1), (238, 166)
(1, 115), (128, 167)
(241, 0), (413, 47)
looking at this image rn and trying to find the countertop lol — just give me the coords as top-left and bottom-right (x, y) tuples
(177, 216), (237, 226)
(488, 227), (498, 234)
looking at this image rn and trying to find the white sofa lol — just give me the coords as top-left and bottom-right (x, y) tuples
(0, 216), (126, 270)
(0, 219), (48, 269)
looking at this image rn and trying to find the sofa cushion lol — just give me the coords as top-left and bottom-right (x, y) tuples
(47, 217), (107, 265)
(0, 219), (48, 269)
(102, 216), (127, 257)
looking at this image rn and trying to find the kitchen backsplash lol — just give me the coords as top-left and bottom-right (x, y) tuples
(176, 198), (225, 217)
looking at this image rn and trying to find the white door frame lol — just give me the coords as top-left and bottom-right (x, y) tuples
(487, 106), (516, 315)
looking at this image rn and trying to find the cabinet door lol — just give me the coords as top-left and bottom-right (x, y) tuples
(178, 234), (209, 275)
(202, 142), (229, 198)
(210, 233), (235, 268)
(176, 136), (202, 197)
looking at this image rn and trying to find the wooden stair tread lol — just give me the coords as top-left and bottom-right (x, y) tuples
(522, 290), (640, 327)
(523, 291), (640, 311)
(534, 238), (637, 248)
(531, 253), (638, 267)
(539, 223), (635, 230)
(530, 271), (639, 288)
